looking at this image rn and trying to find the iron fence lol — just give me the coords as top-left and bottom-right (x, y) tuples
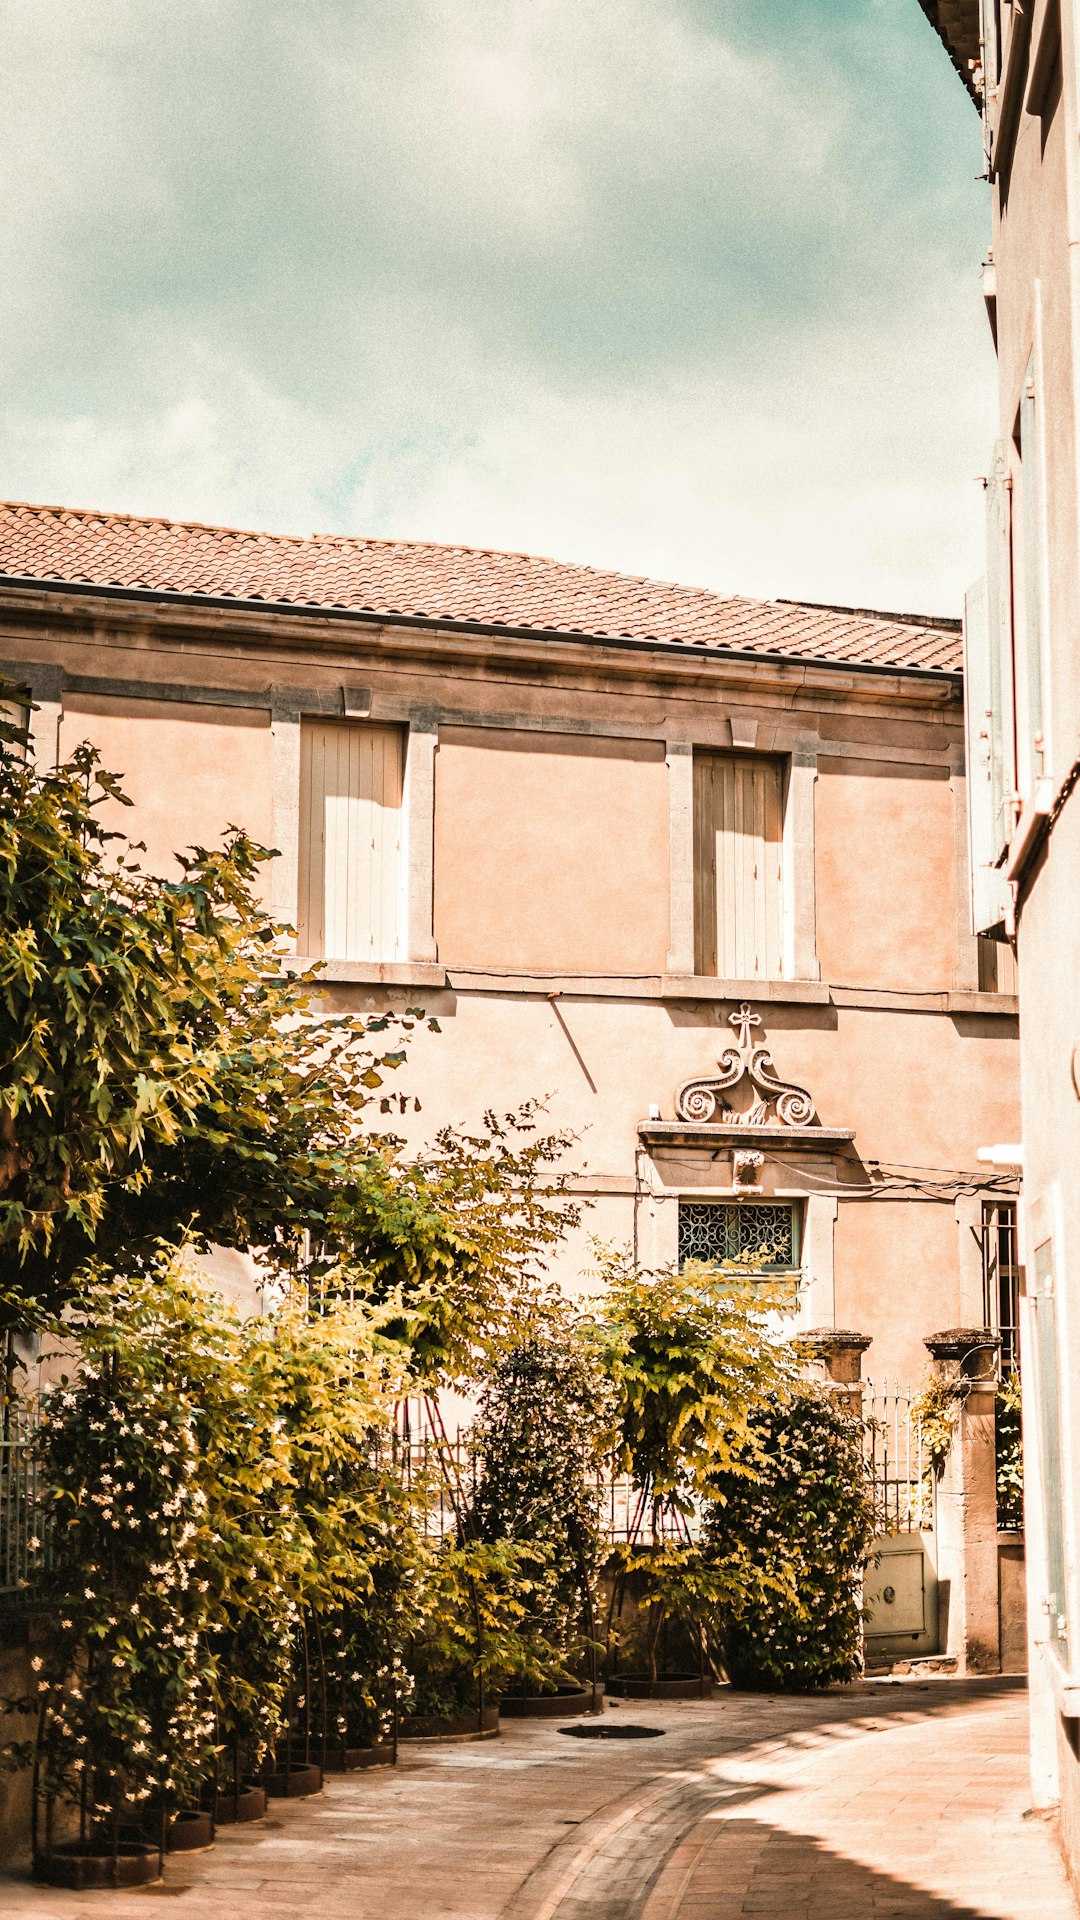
(863, 1380), (932, 1535)
(393, 1425), (480, 1538)
(0, 1399), (47, 1601)
(0, 1385), (935, 1590)
(392, 1419), (695, 1547)
(981, 1199), (1021, 1377)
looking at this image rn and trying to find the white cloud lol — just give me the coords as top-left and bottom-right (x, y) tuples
(0, 0), (994, 613)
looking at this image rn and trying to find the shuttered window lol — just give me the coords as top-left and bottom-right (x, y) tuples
(964, 566), (1012, 935)
(1015, 362), (1048, 793)
(0, 695), (28, 760)
(298, 720), (404, 961)
(693, 752), (784, 979)
(977, 935), (1018, 993)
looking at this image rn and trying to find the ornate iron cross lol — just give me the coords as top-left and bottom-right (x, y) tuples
(729, 1002), (761, 1053)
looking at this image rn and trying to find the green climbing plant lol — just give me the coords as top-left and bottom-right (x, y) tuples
(704, 1384), (877, 1690)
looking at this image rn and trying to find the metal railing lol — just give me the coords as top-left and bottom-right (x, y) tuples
(0, 1399), (47, 1601)
(0, 1386), (936, 1590)
(392, 1421), (695, 1547)
(982, 1199), (1021, 1377)
(863, 1380), (932, 1535)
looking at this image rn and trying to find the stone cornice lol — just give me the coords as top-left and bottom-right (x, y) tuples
(0, 578), (963, 714)
(637, 1121), (856, 1150)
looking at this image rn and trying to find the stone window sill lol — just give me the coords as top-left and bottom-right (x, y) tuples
(282, 958), (1018, 1016)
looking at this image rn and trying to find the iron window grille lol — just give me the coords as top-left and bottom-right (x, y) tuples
(981, 1199), (1020, 1375)
(678, 1200), (800, 1274)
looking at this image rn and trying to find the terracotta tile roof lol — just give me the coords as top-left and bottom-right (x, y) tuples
(915, 0), (981, 101)
(0, 500), (963, 676)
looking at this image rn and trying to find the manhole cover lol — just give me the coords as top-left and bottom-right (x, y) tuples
(558, 1724), (665, 1739)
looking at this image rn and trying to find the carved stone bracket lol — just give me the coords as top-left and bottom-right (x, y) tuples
(675, 1003), (817, 1128)
(732, 1148), (764, 1191)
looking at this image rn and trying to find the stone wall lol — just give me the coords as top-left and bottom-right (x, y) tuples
(998, 1537), (1028, 1676)
(0, 1622), (36, 1870)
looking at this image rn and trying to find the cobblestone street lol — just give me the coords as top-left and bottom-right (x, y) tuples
(0, 1678), (1074, 1920)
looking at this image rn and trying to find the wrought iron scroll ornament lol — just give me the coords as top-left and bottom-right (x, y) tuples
(675, 1003), (816, 1129)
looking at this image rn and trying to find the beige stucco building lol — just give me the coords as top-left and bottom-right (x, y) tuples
(0, 500), (1021, 1655)
(918, 0), (1080, 1883)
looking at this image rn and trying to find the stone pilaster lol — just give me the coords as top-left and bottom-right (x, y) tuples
(924, 1327), (1001, 1673)
(801, 1328), (872, 1416)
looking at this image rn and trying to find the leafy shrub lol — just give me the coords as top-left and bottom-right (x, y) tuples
(402, 1537), (556, 1717)
(996, 1371), (1024, 1531)
(585, 1247), (796, 1681)
(704, 1385), (876, 1691)
(1, 1255), (415, 1832)
(473, 1322), (612, 1691)
(1, 1267), (221, 1839)
(587, 1248), (796, 1513)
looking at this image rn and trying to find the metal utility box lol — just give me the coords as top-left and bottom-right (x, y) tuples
(864, 1532), (938, 1659)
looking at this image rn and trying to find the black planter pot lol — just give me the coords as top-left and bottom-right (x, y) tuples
(167, 1809), (215, 1852)
(322, 1741), (396, 1772)
(264, 1762), (323, 1798)
(605, 1674), (712, 1700)
(397, 1705), (499, 1741)
(498, 1684), (603, 1719)
(211, 1783), (267, 1825)
(34, 1844), (162, 1890)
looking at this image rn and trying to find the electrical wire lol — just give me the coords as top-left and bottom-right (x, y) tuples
(641, 1155), (1018, 1202)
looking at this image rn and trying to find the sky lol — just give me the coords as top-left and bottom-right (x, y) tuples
(0, 0), (994, 616)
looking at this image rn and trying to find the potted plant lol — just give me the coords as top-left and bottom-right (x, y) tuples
(213, 1288), (409, 1799)
(400, 1533), (557, 1739)
(473, 1323), (611, 1714)
(703, 1383), (877, 1691)
(4, 1270), (219, 1888)
(587, 1248), (794, 1696)
(316, 1489), (423, 1771)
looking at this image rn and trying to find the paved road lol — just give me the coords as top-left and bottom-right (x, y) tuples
(1, 1678), (1074, 1919)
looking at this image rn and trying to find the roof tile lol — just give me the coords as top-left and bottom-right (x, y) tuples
(0, 501), (962, 675)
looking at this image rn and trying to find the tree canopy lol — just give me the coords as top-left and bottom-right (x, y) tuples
(0, 702), (576, 1373)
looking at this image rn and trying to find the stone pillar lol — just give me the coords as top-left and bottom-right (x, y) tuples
(924, 1327), (1001, 1674)
(404, 723), (438, 963)
(801, 1328), (872, 1416)
(664, 742), (695, 976)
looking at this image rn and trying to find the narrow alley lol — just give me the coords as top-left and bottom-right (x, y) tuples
(1, 1679), (1072, 1920)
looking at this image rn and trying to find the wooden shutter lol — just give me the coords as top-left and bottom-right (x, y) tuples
(1017, 363), (1047, 780)
(985, 439), (1016, 860)
(694, 753), (784, 979)
(298, 720), (403, 960)
(964, 572), (1012, 934)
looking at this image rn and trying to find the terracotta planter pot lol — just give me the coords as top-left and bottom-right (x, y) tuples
(211, 1783), (267, 1824)
(34, 1844), (162, 1890)
(498, 1684), (603, 1718)
(167, 1809), (215, 1852)
(322, 1741), (396, 1772)
(605, 1674), (712, 1700)
(397, 1705), (499, 1741)
(263, 1762), (323, 1798)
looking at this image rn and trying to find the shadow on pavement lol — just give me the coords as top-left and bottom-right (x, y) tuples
(660, 1812), (1018, 1920)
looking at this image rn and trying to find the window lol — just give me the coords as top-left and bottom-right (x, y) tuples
(693, 753), (784, 980)
(0, 696), (28, 760)
(297, 719), (404, 961)
(964, 441), (1015, 930)
(977, 936), (1018, 994)
(981, 1199), (1021, 1374)
(678, 1200), (799, 1274)
(980, 0), (1002, 88)
(1031, 1239), (1068, 1662)
(1013, 360), (1048, 793)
